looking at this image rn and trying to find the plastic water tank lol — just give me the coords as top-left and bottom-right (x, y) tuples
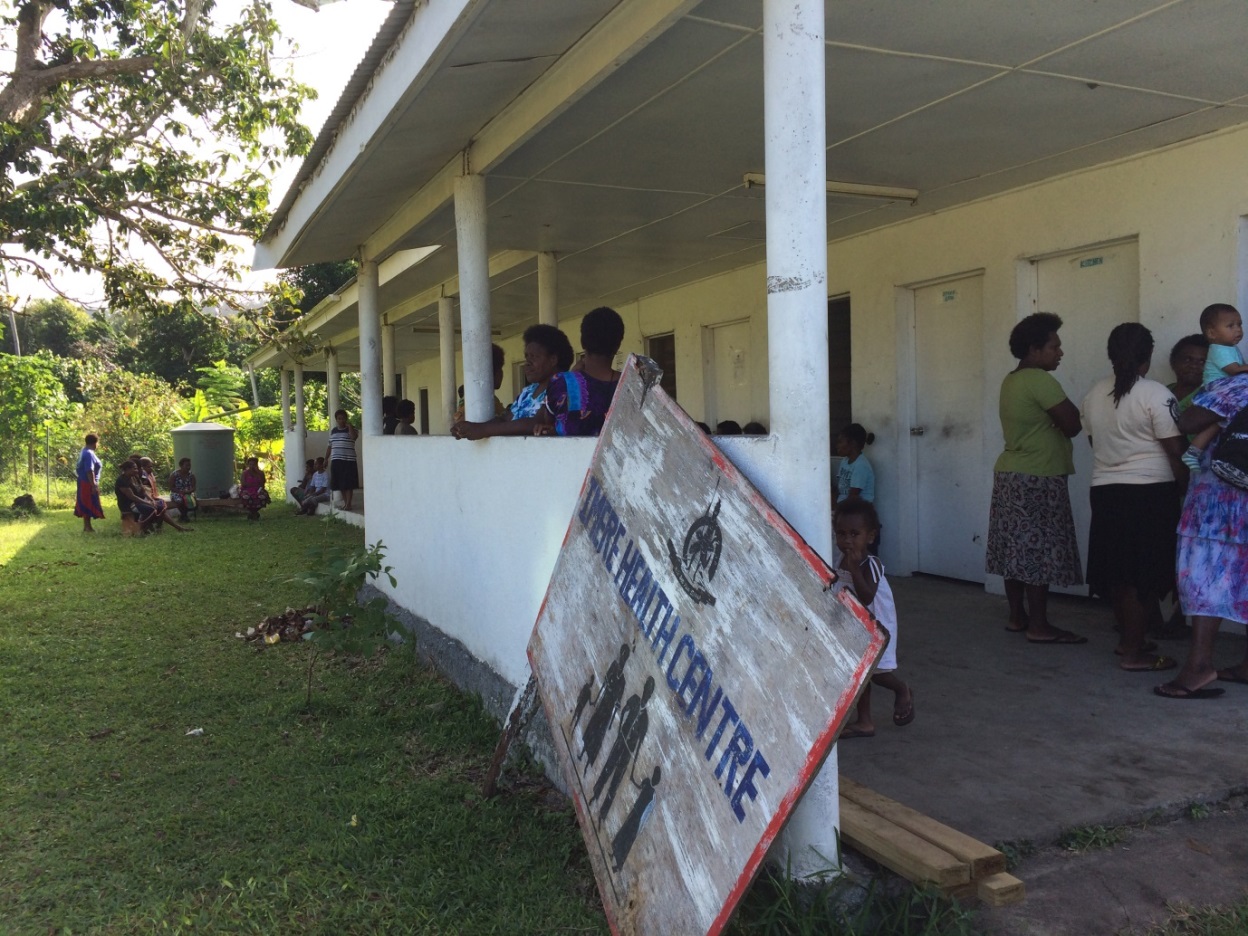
(171, 423), (236, 498)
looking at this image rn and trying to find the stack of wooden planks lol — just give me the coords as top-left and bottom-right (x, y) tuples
(838, 777), (1025, 907)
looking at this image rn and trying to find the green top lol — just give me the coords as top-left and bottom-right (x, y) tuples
(994, 368), (1074, 476)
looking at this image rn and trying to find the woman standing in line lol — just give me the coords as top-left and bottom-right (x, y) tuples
(1081, 323), (1186, 672)
(1157, 378), (1248, 699)
(74, 433), (105, 533)
(985, 312), (1086, 644)
(326, 409), (360, 512)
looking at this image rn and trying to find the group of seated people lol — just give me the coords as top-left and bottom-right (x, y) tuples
(290, 457), (332, 516)
(114, 454), (191, 534)
(112, 453), (276, 532)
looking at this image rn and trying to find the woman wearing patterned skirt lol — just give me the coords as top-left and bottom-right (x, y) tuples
(1157, 378), (1248, 699)
(74, 434), (105, 533)
(985, 313), (1086, 643)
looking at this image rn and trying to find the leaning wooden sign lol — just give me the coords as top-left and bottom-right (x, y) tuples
(529, 355), (886, 935)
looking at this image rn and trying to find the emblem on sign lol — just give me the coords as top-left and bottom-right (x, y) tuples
(667, 498), (723, 606)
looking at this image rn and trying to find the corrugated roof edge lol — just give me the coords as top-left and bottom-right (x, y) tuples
(259, 0), (420, 247)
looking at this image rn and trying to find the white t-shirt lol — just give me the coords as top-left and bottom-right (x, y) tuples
(1080, 376), (1180, 485)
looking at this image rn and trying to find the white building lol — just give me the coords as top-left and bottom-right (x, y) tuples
(250, 0), (1248, 874)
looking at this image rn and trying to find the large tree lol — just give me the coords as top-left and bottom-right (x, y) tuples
(0, 0), (313, 320)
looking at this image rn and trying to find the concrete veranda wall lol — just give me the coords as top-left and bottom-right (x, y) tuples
(363, 434), (595, 688)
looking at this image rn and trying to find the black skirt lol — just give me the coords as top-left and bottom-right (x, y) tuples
(329, 459), (359, 492)
(1086, 481), (1178, 600)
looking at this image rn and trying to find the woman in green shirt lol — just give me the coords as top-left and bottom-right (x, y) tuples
(985, 312), (1086, 643)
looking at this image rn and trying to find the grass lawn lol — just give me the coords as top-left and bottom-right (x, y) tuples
(0, 507), (602, 934)
(0, 504), (1015, 936)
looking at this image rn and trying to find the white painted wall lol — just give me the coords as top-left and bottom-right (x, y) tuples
(364, 434), (595, 686)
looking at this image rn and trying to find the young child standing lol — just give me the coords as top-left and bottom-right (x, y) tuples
(835, 423), (875, 504)
(1182, 303), (1248, 470)
(833, 500), (914, 740)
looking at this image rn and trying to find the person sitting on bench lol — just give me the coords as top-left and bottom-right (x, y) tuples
(168, 457), (198, 522)
(115, 461), (173, 534)
(296, 459), (331, 516)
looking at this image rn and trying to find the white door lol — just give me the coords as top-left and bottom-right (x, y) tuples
(913, 275), (986, 581)
(705, 320), (753, 428)
(1034, 240), (1140, 594)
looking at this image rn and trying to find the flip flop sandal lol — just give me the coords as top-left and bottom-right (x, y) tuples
(893, 691), (915, 727)
(1027, 631), (1088, 645)
(1004, 622), (1028, 633)
(838, 726), (876, 740)
(1121, 656), (1177, 672)
(1153, 683), (1225, 700)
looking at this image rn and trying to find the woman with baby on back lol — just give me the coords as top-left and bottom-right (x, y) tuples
(1181, 303), (1247, 470)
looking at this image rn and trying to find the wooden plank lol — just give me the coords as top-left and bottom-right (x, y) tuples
(942, 881), (979, 904)
(839, 777), (1006, 877)
(528, 355), (887, 936)
(838, 800), (970, 888)
(977, 872), (1026, 907)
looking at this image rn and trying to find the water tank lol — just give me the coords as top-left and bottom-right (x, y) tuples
(171, 423), (236, 498)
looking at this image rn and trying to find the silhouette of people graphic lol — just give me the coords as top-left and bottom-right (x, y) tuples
(578, 643), (631, 767)
(590, 676), (655, 823)
(611, 765), (661, 873)
(570, 674), (594, 730)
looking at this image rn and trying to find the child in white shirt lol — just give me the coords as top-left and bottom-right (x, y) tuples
(833, 500), (914, 739)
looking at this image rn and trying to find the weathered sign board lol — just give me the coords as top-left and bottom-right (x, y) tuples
(528, 355), (886, 935)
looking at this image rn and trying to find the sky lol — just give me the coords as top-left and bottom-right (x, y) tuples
(5, 0), (393, 308)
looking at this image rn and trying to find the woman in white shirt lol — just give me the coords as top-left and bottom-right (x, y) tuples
(1081, 323), (1188, 673)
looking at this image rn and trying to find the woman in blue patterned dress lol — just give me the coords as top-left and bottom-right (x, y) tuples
(451, 324), (574, 440)
(74, 433), (105, 532)
(537, 307), (625, 438)
(1156, 376), (1248, 699)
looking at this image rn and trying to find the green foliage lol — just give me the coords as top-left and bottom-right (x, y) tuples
(11, 298), (93, 358)
(0, 352), (79, 485)
(0, 0), (313, 322)
(119, 305), (232, 388)
(1057, 823), (1126, 852)
(1187, 802), (1211, 821)
(196, 359), (247, 415)
(280, 260), (360, 316)
(1147, 898), (1248, 935)
(78, 368), (183, 472)
(729, 872), (980, 936)
(234, 405), (286, 466)
(292, 540), (402, 705)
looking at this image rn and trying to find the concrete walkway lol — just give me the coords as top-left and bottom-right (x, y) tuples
(837, 575), (1248, 848)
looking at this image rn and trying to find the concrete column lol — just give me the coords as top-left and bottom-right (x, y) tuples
(293, 363), (306, 431)
(538, 252), (558, 327)
(280, 368), (291, 432)
(762, 0), (836, 879)
(455, 173), (494, 423)
(358, 259), (383, 436)
(289, 363), (306, 495)
(326, 348), (340, 420)
(382, 322), (396, 397)
(439, 296), (457, 432)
